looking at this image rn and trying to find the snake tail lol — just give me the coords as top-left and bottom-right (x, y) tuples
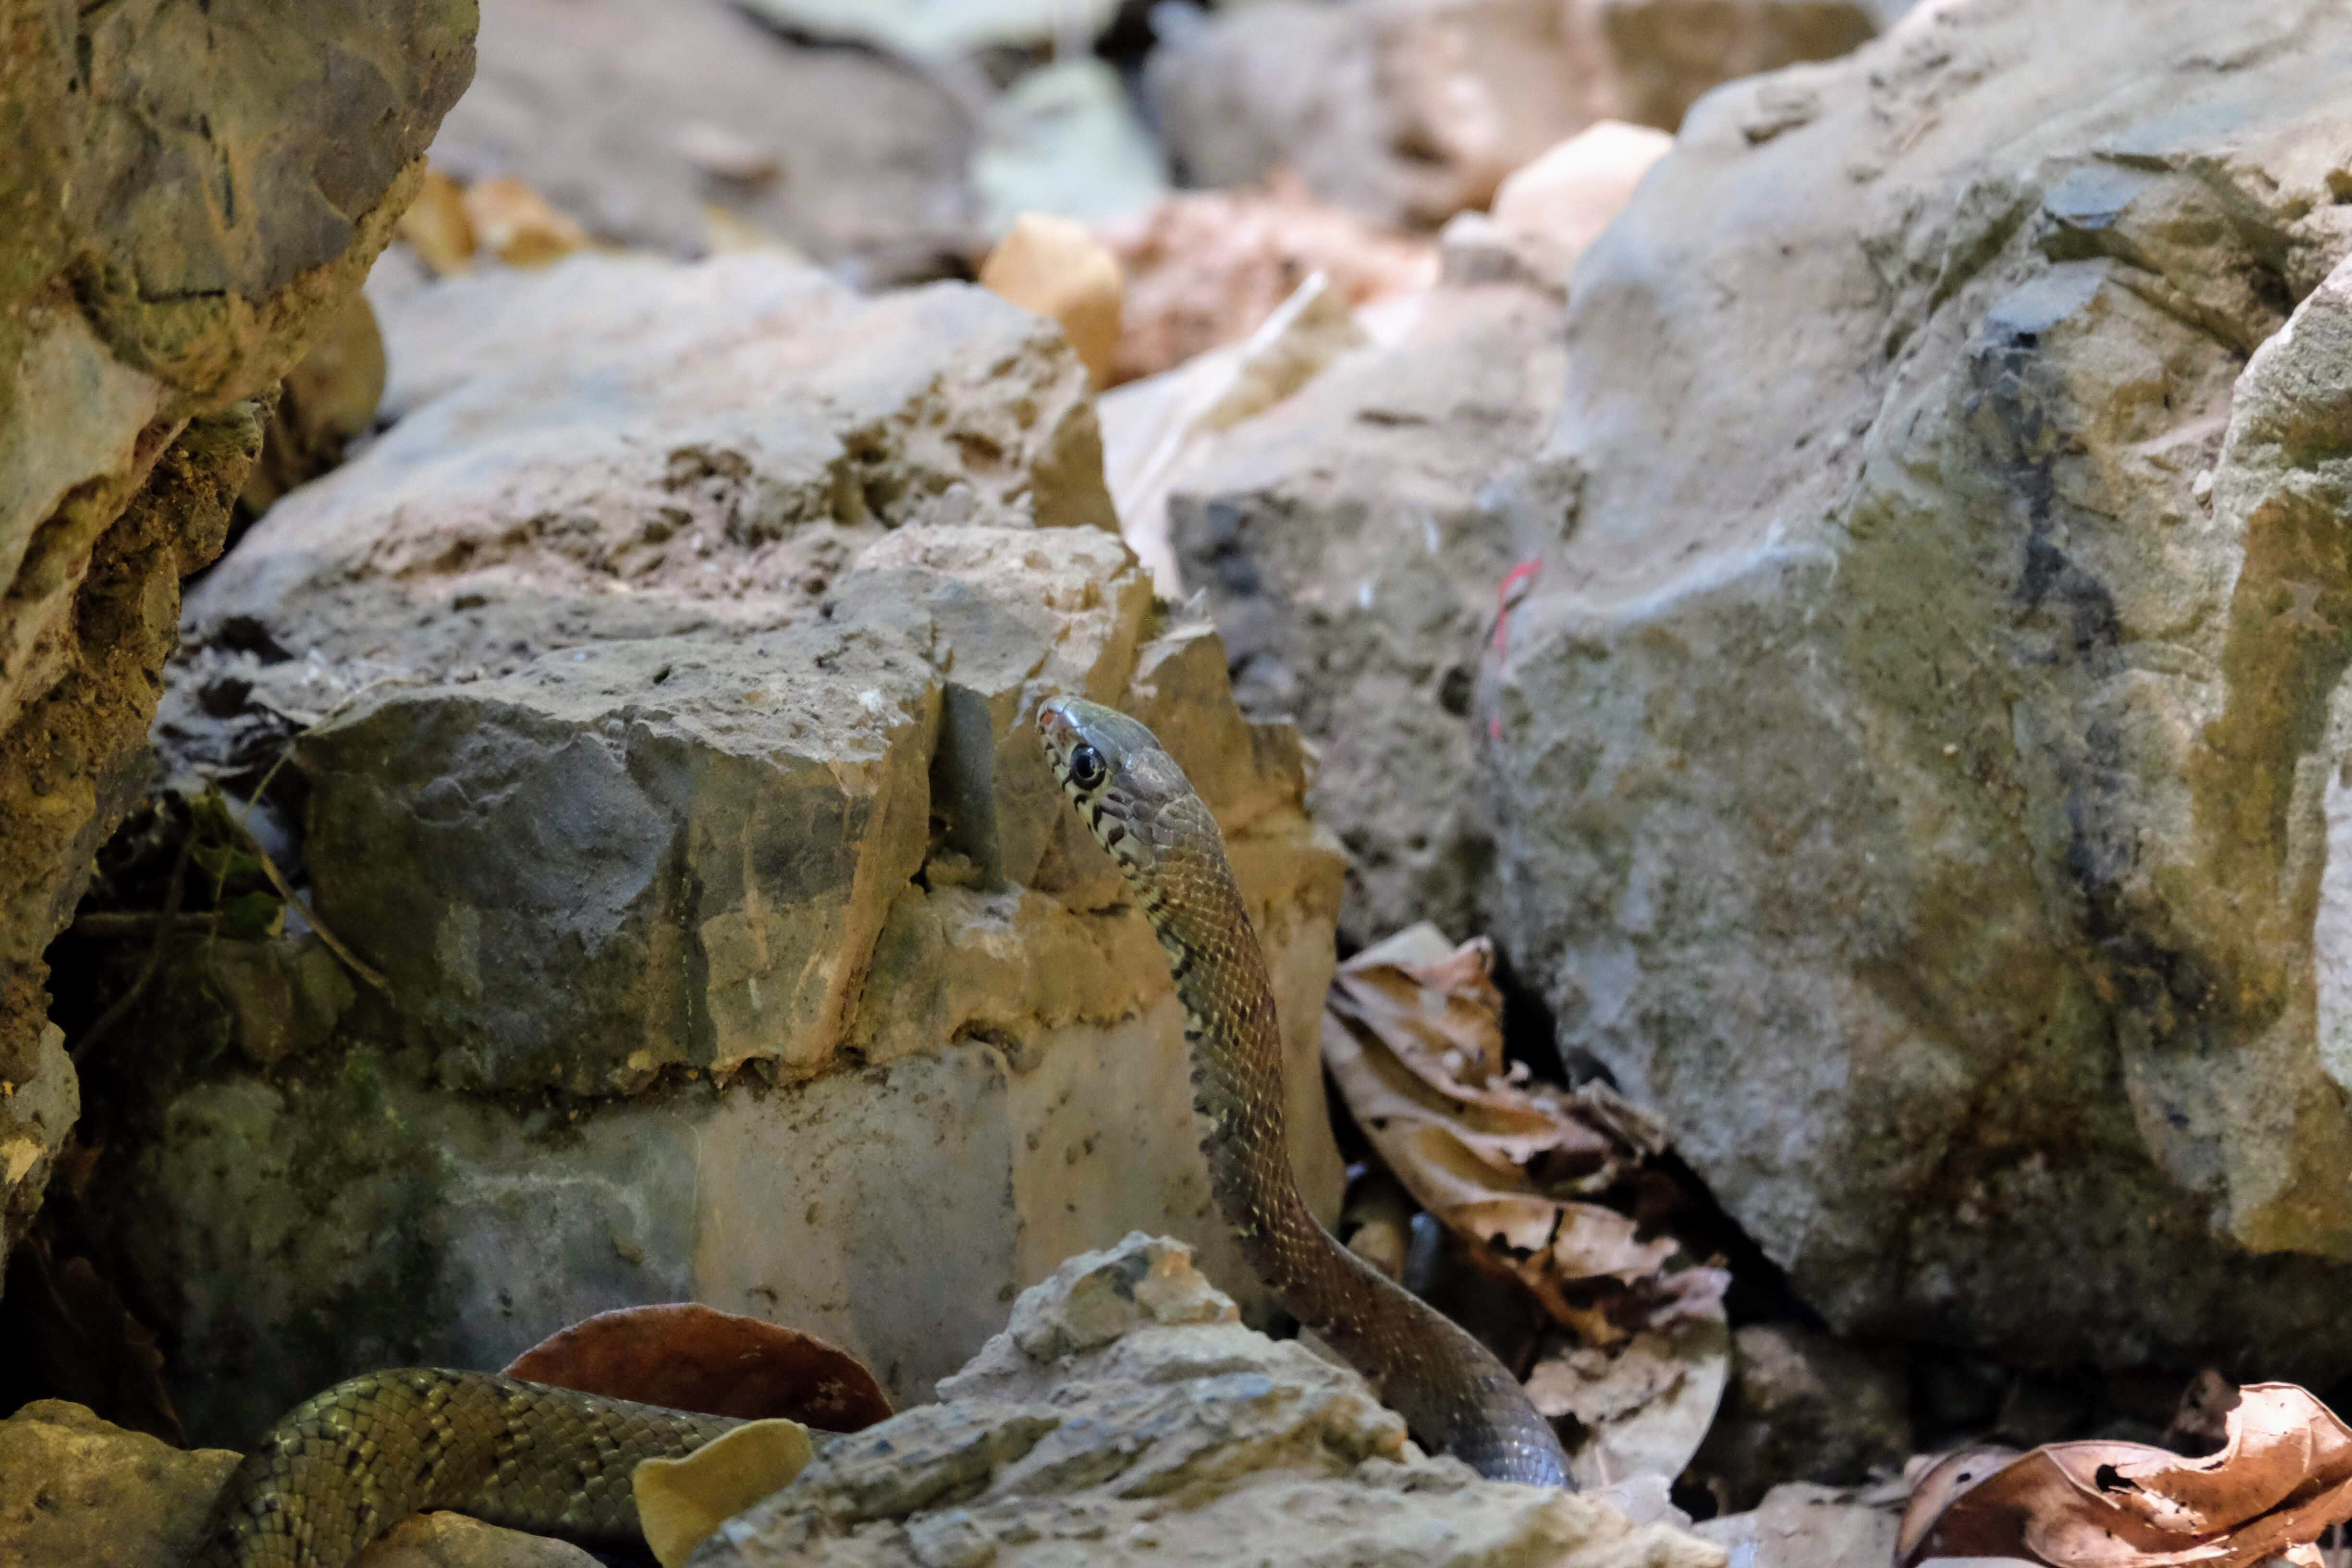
(1037, 696), (1573, 1488)
(188, 1369), (742, 1568)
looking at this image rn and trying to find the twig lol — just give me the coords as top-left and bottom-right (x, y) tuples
(73, 833), (196, 1066)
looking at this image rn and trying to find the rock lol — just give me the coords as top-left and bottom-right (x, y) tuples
(0, 1027), (78, 1273)
(1482, 0), (2352, 1373)
(426, 0), (979, 285)
(90, 253), (1347, 1447)
(1100, 177), (1438, 386)
(972, 60), (1167, 238)
(1486, 120), (1675, 283)
(1163, 277), (1567, 948)
(1146, 0), (1876, 230)
(1694, 1482), (1902, 1568)
(980, 215), (1126, 389)
(696, 1233), (1729, 1568)
(0, 1399), (237, 1566)
(1687, 1325), (1910, 1513)
(730, 0), (1121, 59)
(0, 0), (473, 1286)
(0, 1398), (598, 1567)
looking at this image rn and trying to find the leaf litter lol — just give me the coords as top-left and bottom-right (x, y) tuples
(1321, 921), (1732, 1485)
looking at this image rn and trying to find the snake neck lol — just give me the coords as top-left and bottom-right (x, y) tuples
(1137, 833), (1359, 1326)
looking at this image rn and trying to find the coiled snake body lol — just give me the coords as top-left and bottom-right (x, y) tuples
(187, 698), (1567, 1567)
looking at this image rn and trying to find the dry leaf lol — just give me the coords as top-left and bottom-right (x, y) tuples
(1527, 1314), (1730, 1491)
(504, 1302), (892, 1432)
(1900, 1383), (2352, 1566)
(1322, 922), (1726, 1346)
(395, 165), (476, 276)
(460, 176), (590, 267)
(633, 1418), (814, 1568)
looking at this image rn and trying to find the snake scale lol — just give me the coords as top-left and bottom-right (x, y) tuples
(185, 697), (1567, 1567)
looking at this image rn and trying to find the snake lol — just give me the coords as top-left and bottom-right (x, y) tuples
(185, 696), (1567, 1567)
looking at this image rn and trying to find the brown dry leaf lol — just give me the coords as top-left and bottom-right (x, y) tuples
(1899, 1383), (2352, 1566)
(633, 1419), (815, 1568)
(460, 175), (591, 267)
(504, 1302), (892, 1432)
(395, 164), (475, 275)
(1526, 1315), (1730, 1491)
(1322, 922), (1725, 1345)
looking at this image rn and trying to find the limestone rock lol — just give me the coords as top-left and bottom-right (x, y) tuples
(0, 0), (473, 1286)
(0, 1026), (78, 1274)
(1694, 1482), (1902, 1568)
(695, 1234), (1728, 1568)
(95, 254), (1346, 1446)
(1687, 1325), (1910, 1513)
(972, 61), (1168, 238)
(1165, 279), (1568, 947)
(1483, 0), (2352, 1372)
(428, 0), (979, 285)
(1146, 0), (1876, 230)
(0, 1399), (237, 1566)
(239, 291), (388, 521)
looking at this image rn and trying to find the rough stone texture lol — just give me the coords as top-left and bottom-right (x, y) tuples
(1483, 0), (2352, 1374)
(91, 255), (1346, 1448)
(0, 0), (474, 1286)
(0, 1026), (78, 1286)
(696, 1233), (1727, 1568)
(1165, 278), (1567, 948)
(1686, 1325), (1910, 1513)
(0, 1396), (596, 1567)
(1693, 1482), (1901, 1568)
(1146, 0), (1876, 230)
(429, 0), (979, 286)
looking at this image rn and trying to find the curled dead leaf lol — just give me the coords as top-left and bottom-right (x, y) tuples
(1899, 1383), (2352, 1567)
(504, 1302), (892, 1432)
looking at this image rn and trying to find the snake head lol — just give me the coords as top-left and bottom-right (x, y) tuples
(1036, 696), (1188, 878)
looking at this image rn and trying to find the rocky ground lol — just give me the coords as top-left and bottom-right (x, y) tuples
(7, 0), (2352, 1565)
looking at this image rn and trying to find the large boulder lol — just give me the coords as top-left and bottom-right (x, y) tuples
(698, 1233), (1727, 1568)
(87, 254), (1347, 1447)
(0, 0), (475, 1282)
(1483, 0), (2352, 1373)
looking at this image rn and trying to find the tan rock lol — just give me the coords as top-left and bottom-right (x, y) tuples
(240, 291), (389, 519)
(697, 1234), (1729, 1568)
(1492, 120), (1675, 272)
(980, 214), (1127, 389)
(0, 0), (473, 1285)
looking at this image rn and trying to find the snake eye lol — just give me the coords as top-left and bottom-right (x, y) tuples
(1067, 743), (1107, 791)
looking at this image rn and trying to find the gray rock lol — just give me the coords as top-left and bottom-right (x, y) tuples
(429, 0), (979, 284)
(729, 0), (1121, 59)
(1695, 1481), (1903, 1568)
(100, 256), (1347, 1445)
(1483, 0), (2352, 1372)
(1166, 280), (1568, 947)
(1688, 1325), (1910, 1512)
(0, 0), (473, 1281)
(694, 1233), (1728, 1568)
(1147, 0), (1877, 231)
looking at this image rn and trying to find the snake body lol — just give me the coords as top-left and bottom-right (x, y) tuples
(186, 696), (1565, 1567)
